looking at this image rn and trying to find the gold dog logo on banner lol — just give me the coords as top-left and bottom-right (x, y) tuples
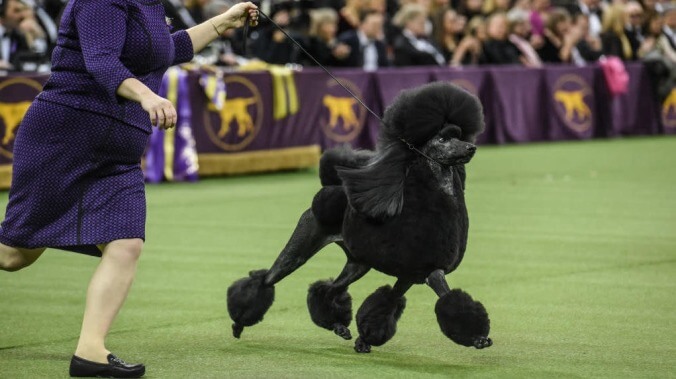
(0, 78), (43, 159)
(204, 75), (263, 152)
(321, 78), (366, 142)
(553, 74), (593, 133)
(662, 89), (676, 129)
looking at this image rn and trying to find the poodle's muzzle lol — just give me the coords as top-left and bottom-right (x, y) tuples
(424, 137), (477, 166)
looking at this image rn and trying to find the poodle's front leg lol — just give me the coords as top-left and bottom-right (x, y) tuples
(426, 269), (492, 349)
(307, 256), (370, 340)
(227, 209), (338, 338)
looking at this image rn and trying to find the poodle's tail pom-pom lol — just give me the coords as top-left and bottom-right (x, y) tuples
(226, 269), (275, 339)
(435, 289), (492, 349)
(319, 146), (374, 186)
(307, 280), (353, 339)
(356, 285), (406, 347)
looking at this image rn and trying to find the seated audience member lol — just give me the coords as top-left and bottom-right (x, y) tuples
(507, 9), (543, 67)
(338, 0), (365, 35)
(530, 0), (550, 38)
(338, 10), (390, 70)
(432, 7), (466, 62)
(1, 0), (47, 70)
(185, 0), (211, 25)
(251, 7), (300, 65)
(601, 4), (639, 60)
(482, 0), (512, 16)
(451, 15), (486, 65)
(658, 3), (676, 62)
(300, 8), (351, 67)
(482, 12), (522, 64)
(200, 0), (248, 66)
(624, 1), (645, 54)
(572, 13), (603, 64)
(537, 8), (581, 63)
(163, 0), (197, 30)
(458, 0), (485, 20)
(393, 4), (446, 66)
(21, 0), (56, 54)
(563, 0), (604, 38)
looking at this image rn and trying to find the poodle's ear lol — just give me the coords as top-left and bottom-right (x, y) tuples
(336, 147), (409, 221)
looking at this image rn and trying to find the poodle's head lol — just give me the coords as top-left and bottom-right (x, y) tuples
(381, 82), (485, 148)
(337, 82), (485, 221)
(420, 123), (478, 166)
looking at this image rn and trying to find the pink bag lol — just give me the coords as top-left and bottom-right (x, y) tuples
(599, 56), (629, 96)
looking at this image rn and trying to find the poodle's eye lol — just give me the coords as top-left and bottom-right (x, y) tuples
(438, 137), (446, 143)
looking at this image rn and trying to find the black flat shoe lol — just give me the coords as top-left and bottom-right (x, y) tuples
(69, 354), (145, 378)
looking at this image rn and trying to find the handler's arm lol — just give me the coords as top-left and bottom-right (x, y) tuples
(185, 2), (258, 54)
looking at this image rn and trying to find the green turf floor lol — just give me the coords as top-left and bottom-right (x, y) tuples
(1, 137), (675, 378)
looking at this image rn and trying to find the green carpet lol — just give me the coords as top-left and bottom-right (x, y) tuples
(1, 137), (675, 378)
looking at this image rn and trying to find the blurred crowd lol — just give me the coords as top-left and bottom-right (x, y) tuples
(1, 0), (675, 82)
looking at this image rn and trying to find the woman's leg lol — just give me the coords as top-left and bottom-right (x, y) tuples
(74, 238), (143, 363)
(0, 243), (46, 271)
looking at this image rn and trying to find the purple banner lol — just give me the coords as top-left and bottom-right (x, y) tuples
(489, 67), (548, 143)
(608, 63), (660, 137)
(0, 75), (47, 165)
(545, 65), (597, 141)
(662, 88), (676, 134)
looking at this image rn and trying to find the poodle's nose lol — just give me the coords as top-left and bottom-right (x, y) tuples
(466, 144), (476, 153)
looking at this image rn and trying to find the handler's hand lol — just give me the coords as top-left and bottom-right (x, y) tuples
(141, 94), (177, 130)
(223, 2), (259, 29)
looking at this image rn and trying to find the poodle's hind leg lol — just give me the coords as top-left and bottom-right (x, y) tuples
(354, 279), (413, 353)
(427, 269), (492, 349)
(307, 251), (370, 340)
(227, 209), (339, 338)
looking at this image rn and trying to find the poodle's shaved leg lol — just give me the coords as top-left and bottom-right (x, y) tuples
(426, 269), (451, 297)
(332, 256), (370, 290)
(264, 209), (338, 286)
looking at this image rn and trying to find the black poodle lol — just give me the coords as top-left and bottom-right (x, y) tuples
(227, 82), (492, 353)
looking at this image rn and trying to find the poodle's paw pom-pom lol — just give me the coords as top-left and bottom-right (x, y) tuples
(307, 280), (353, 338)
(435, 289), (491, 348)
(226, 269), (275, 338)
(355, 285), (406, 348)
(354, 337), (372, 353)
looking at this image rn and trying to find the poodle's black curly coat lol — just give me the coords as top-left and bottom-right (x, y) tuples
(227, 82), (492, 353)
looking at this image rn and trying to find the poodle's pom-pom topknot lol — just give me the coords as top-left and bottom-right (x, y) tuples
(307, 280), (353, 340)
(355, 285), (406, 352)
(227, 269), (275, 338)
(435, 289), (492, 349)
(381, 82), (485, 146)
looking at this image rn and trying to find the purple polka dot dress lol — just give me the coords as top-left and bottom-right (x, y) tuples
(0, 0), (194, 256)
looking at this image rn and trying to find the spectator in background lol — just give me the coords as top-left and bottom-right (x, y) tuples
(338, 9), (390, 70)
(624, 1), (645, 54)
(338, 0), (366, 35)
(572, 13), (603, 63)
(537, 8), (581, 63)
(659, 3), (676, 60)
(163, 0), (197, 30)
(1, 0), (43, 70)
(458, 0), (484, 20)
(185, 0), (212, 25)
(451, 15), (486, 65)
(202, 0), (249, 67)
(563, 0), (605, 38)
(430, 0), (451, 14)
(482, 12), (522, 64)
(300, 8), (351, 67)
(530, 0), (551, 40)
(392, 4), (446, 66)
(482, 0), (512, 16)
(431, 7), (466, 62)
(601, 3), (638, 60)
(251, 6), (299, 64)
(507, 8), (543, 67)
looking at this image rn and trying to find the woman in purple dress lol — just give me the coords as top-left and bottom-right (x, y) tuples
(0, 1), (258, 377)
